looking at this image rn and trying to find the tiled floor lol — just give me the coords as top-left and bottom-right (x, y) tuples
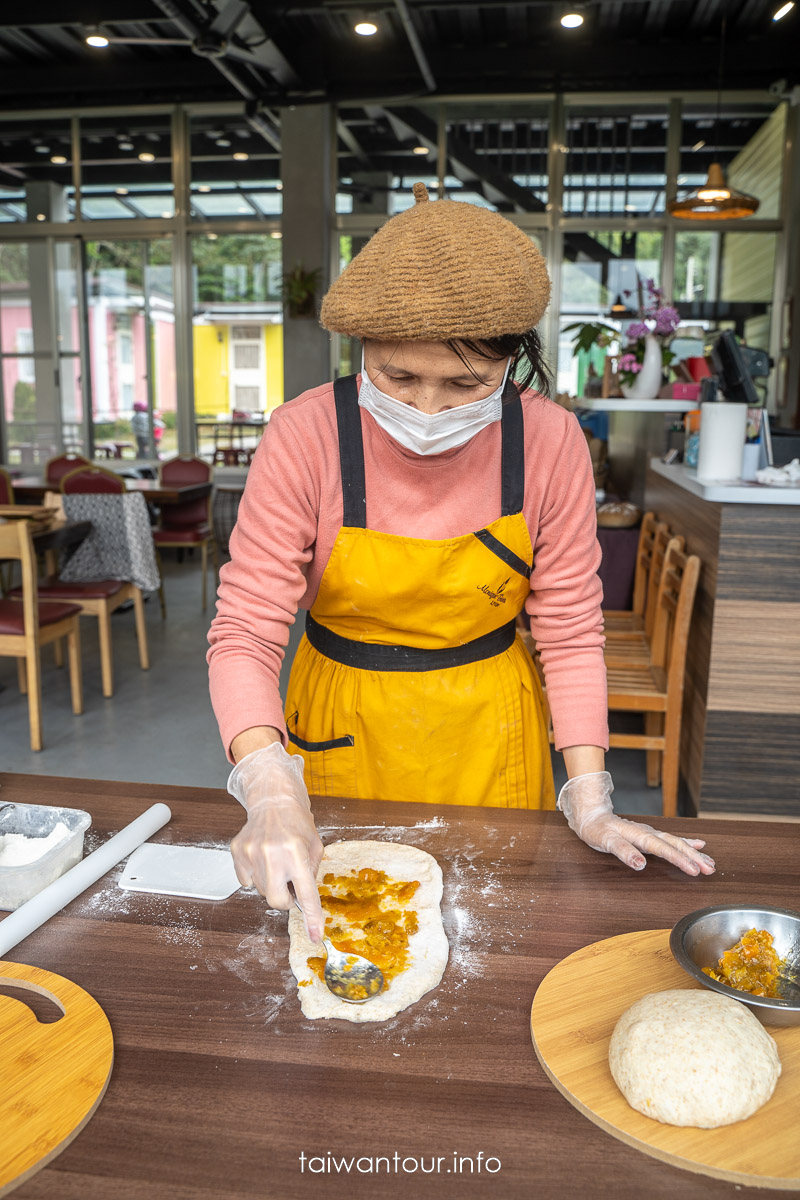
(0, 555), (663, 817)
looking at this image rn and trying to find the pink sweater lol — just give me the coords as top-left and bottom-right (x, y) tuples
(207, 380), (608, 759)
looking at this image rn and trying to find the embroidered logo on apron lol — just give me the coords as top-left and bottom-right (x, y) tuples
(477, 577), (510, 607)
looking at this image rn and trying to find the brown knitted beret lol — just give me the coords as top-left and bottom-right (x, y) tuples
(320, 183), (551, 341)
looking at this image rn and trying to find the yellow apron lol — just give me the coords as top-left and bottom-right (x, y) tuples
(284, 374), (555, 809)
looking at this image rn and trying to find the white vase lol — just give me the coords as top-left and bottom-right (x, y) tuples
(620, 333), (663, 400)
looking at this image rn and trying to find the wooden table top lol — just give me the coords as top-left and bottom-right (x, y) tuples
(12, 478), (212, 505)
(0, 772), (795, 1200)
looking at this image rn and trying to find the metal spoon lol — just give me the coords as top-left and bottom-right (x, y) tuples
(289, 887), (384, 1004)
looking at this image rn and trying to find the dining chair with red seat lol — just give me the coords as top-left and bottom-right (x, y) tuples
(16, 462), (150, 698)
(61, 465), (126, 495)
(153, 455), (218, 612)
(44, 452), (91, 487)
(0, 519), (83, 751)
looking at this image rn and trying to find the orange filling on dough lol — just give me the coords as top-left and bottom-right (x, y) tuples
(307, 867), (420, 994)
(702, 928), (785, 998)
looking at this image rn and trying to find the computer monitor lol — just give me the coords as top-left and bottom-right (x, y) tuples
(707, 330), (761, 406)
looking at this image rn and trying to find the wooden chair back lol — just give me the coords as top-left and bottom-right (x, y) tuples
(0, 467), (13, 506)
(0, 520), (40, 638)
(649, 538), (701, 687)
(643, 522), (684, 640)
(630, 511), (656, 618)
(45, 452), (91, 485)
(61, 466), (126, 494)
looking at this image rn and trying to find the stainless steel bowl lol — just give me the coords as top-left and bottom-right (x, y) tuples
(670, 904), (800, 1027)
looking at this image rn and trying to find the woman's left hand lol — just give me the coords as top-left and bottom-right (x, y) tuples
(557, 771), (716, 877)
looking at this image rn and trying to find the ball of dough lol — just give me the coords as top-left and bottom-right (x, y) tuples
(608, 990), (781, 1128)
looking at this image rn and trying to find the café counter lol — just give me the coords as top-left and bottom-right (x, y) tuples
(645, 459), (800, 819)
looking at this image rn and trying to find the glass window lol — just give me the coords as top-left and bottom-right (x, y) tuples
(337, 106), (438, 216)
(79, 115), (173, 220)
(444, 103), (549, 212)
(677, 102), (785, 221)
(0, 119), (74, 222)
(564, 105), (668, 217)
(190, 115), (281, 220)
(191, 234), (284, 460)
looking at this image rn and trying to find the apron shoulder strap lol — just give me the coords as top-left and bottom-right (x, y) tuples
(500, 379), (525, 516)
(333, 374), (367, 529)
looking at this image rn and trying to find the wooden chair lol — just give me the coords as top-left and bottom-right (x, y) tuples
(153, 455), (218, 612)
(606, 540), (701, 818)
(44, 452), (91, 487)
(602, 511), (656, 634)
(0, 519), (83, 751)
(15, 466), (150, 698)
(603, 524), (685, 667)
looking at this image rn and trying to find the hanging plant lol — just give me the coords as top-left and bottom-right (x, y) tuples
(282, 263), (322, 318)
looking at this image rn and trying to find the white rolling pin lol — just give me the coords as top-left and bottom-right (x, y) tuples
(0, 803), (171, 958)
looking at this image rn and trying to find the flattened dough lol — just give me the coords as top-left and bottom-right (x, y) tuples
(608, 989), (781, 1128)
(288, 840), (449, 1022)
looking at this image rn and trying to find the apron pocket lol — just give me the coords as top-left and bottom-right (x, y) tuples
(287, 713), (357, 798)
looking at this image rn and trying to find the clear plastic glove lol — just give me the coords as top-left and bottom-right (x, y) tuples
(228, 743), (324, 940)
(557, 771), (716, 877)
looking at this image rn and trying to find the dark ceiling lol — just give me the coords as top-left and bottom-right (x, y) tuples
(0, 1), (797, 111)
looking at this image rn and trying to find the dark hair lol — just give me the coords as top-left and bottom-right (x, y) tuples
(445, 330), (552, 399)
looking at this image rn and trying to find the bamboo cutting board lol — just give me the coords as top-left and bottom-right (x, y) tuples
(530, 929), (800, 1190)
(0, 960), (114, 1197)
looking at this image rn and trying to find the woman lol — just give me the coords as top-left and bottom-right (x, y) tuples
(208, 185), (714, 940)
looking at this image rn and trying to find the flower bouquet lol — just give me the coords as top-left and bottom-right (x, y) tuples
(617, 280), (680, 398)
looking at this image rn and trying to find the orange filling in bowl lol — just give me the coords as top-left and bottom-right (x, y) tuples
(702, 928), (785, 998)
(306, 867), (420, 994)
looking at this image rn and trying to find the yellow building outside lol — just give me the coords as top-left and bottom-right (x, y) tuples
(193, 322), (284, 416)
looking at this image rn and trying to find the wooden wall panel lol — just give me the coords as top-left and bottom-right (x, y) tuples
(708, 600), (800, 713)
(699, 712), (800, 817)
(718, 505), (800, 602)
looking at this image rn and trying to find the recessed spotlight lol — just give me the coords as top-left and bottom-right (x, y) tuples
(138, 151), (155, 162)
(412, 145), (429, 156)
(624, 203), (637, 212)
(50, 155), (68, 165)
(36, 213), (47, 221)
(275, 181), (283, 191)
(206, 232), (218, 240)
(197, 185), (211, 193)
(354, 19), (378, 36)
(161, 211), (172, 218)
(119, 142), (134, 151)
(115, 187), (129, 195)
(237, 205), (249, 212)
(233, 151), (249, 161)
(85, 32), (109, 48)
(691, 139), (706, 152)
(35, 145), (51, 154)
(270, 231), (282, 239)
(773, 1), (795, 19)
(216, 138), (231, 148)
(561, 11), (584, 28)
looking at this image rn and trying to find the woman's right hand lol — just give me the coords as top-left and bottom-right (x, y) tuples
(228, 743), (325, 942)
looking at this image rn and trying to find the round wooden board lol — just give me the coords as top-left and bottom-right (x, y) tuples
(0, 960), (114, 1197)
(530, 929), (800, 1190)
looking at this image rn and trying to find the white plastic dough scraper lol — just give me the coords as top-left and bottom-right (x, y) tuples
(118, 843), (241, 900)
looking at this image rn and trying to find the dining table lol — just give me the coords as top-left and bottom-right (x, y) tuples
(11, 477), (212, 507)
(0, 771), (795, 1200)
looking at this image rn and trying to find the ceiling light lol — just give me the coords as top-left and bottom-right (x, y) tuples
(206, 232), (218, 240)
(561, 11), (584, 28)
(233, 151), (249, 161)
(115, 188), (129, 195)
(138, 151), (155, 162)
(237, 205), (249, 212)
(609, 294), (629, 314)
(119, 141), (134, 151)
(669, 161), (760, 220)
(35, 145), (50, 154)
(773, 2), (795, 18)
(50, 155), (67, 165)
(35, 213), (46, 221)
(624, 203), (637, 212)
(354, 17), (378, 36)
(691, 139), (706, 152)
(270, 231), (282, 239)
(161, 211), (171, 218)
(412, 145), (429, 156)
(216, 138), (231, 148)
(85, 31), (109, 48)
(275, 181), (283, 191)
(197, 185), (211, 193)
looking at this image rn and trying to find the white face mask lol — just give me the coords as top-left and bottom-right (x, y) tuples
(358, 353), (511, 456)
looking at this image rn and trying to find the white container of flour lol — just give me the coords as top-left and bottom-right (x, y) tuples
(0, 803), (91, 910)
